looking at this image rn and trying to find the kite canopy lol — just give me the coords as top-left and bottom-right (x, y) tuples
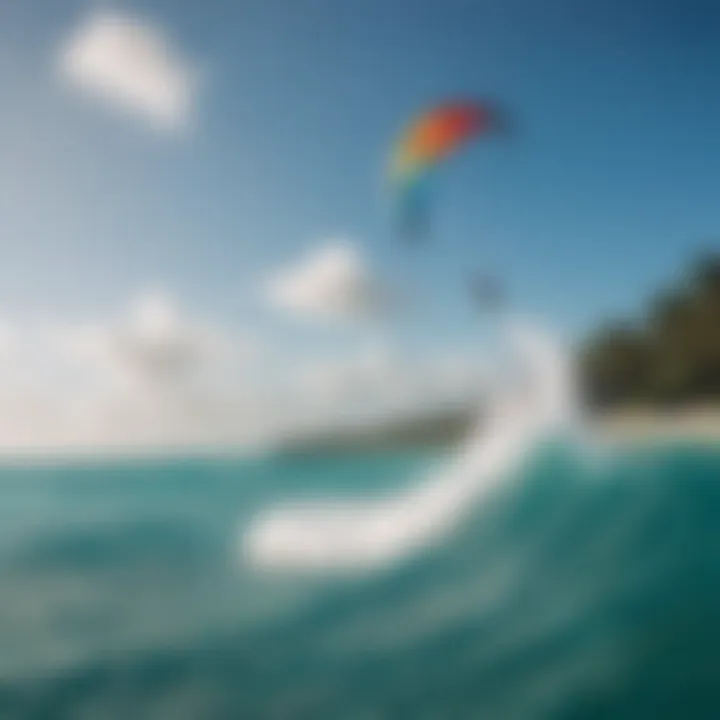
(389, 101), (493, 184)
(388, 100), (497, 239)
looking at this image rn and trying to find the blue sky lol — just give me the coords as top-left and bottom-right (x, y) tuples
(1, 0), (719, 341)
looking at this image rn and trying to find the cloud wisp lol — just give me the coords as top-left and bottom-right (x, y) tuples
(263, 241), (394, 324)
(58, 9), (198, 132)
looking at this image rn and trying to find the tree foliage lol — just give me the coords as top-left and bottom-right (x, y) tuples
(582, 252), (720, 408)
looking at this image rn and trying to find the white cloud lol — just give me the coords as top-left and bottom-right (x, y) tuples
(0, 290), (269, 454)
(0, 288), (487, 455)
(56, 290), (214, 389)
(263, 241), (392, 323)
(59, 10), (198, 132)
(112, 290), (214, 387)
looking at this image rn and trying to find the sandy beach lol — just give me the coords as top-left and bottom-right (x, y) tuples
(594, 407), (720, 445)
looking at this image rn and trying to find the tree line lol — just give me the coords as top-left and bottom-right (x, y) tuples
(581, 252), (720, 408)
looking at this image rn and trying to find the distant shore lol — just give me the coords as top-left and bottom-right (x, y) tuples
(593, 407), (720, 445)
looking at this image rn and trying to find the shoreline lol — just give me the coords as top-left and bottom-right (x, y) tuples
(0, 409), (716, 465)
(592, 407), (720, 445)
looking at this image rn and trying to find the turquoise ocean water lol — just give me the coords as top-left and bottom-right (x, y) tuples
(0, 442), (719, 718)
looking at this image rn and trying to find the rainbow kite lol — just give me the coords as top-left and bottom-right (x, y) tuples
(388, 100), (497, 239)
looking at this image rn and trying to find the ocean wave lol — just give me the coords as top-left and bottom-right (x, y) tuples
(3, 445), (720, 717)
(6, 517), (212, 575)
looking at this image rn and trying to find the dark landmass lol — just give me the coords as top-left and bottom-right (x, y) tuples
(582, 252), (720, 408)
(278, 405), (477, 456)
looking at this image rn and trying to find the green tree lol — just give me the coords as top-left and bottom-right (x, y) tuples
(581, 252), (720, 408)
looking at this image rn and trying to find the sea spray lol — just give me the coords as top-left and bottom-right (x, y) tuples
(242, 316), (585, 572)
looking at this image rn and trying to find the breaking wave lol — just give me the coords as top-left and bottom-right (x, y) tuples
(243, 317), (585, 571)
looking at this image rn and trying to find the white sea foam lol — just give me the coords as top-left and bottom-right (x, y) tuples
(242, 317), (582, 572)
